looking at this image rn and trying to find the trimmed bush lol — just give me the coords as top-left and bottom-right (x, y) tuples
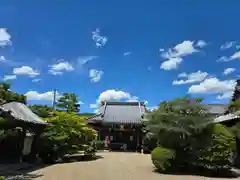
(151, 146), (176, 172)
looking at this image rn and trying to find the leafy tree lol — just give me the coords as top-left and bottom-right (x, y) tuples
(29, 104), (54, 118)
(146, 97), (236, 172)
(0, 82), (26, 104)
(39, 111), (96, 163)
(228, 100), (240, 114)
(232, 80), (240, 102)
(56, 93), (80, 113)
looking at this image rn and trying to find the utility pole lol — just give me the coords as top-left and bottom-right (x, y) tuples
(52, 89), (57, 110)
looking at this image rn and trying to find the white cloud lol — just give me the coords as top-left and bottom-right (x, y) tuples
(173, 71), (208, 85)
(78, 101), (84, 105)
(216, 91), (233, 100)
(196, 40), (207, 48)
(13, 66), (40, 77)
(92, 28), (108, 48)
(147, 106), (158, 112)
(0, 28), (11, 47)
(217, 51), (240, 62)
(229, 51), (240, 61)
(49, 61), (74, 75)
(25, 90), (61, 101)
(159, 48), (164, 52)
(77, 56), (98, 65)
(188, 77), (236, 99)
(89, 69), (104, 82)
(220, 41), (235, 50)
(97, 90), (133, 103)
(217, 56), (229, 62)
(90, 104), (98, 109)
(161, 40), (197, 59)
(160, 40), (199, 70)
(90, 89), (139, 109)
(93, 109), (99, 113)
(0, 56), (18, 66)
(126, 96), (139, 102)
(0, 56), (6, 62)
(3, 75), (16, 81)
(223, 68), (235, 76)
(160, 57), (182, 70)
(178, 72), (188, 78)
(124, 52), (131, 56)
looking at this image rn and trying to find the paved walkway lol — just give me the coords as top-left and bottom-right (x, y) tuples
(28, 152), (239, 180)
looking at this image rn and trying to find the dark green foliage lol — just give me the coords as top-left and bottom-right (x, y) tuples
(227, 80), (240, 113)
(56, 93), (80, 113)
(39, 111), (97, 164)
(0, 82), (10, 91)
(92, 140), (105, 150)
(197, 124), (236, 169)
(142, 133), (157, 153)
(146, 97), (236, 173)
(0, 82), (26, 104)
(231, 80), (240, 102)
(28, 104), (54, 118)
(228, 100), (240, 113)
(151, 146), (175, 172)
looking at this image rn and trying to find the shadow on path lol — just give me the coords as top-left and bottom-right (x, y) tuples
(0, 154), (103, 179)
(153, 167), (240, 179)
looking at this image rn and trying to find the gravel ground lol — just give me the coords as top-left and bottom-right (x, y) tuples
(29, 152), (239, 180)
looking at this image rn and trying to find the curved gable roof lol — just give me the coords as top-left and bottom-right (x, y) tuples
(0, 102), (48, 125)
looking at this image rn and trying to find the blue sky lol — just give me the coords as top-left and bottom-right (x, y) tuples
(0, 1), (239, 113)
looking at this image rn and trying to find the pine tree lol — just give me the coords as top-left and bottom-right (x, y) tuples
(232, 79), (240, 102)
(226, 79), (240, 113)
(56, 93), (80, 113)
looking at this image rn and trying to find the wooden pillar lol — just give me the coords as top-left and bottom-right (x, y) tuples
(98, 130), (101, 140)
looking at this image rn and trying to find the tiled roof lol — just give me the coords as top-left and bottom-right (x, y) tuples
(86, 113), (103, 121)
(0, 102), (48, 125)
(203, 104), (228, 115)
(214, 113), (240, 123)
(87, 101), (146, 124)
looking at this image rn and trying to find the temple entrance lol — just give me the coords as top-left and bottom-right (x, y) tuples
(109, 131), (139, 151)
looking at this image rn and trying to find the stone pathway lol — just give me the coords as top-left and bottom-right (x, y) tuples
(26, 152), (240, 180)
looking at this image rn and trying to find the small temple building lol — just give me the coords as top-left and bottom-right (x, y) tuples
(0, 102), (48, 163)
(86, 101), (147, 151)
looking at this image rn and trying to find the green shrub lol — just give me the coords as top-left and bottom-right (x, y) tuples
(38, 111), (97, 164)
(83, 144), (96, 156)
(92, 140), (105, 150)
(146, 97), (237, 175)
(151, 146), (176, 172)
(0, 176), (5, 180)
(196, 124), (236, 170)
